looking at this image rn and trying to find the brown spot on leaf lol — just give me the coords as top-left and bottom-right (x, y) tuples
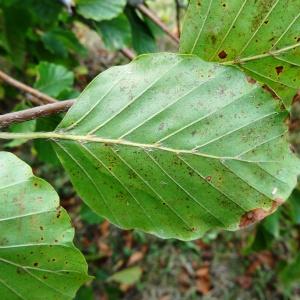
(246, 77), (257, 84)
(262, 85), (279, 99)
(205, 176), (212, 182)
(218, 50), (227, 59)
(275, 66), (284, 75)
(239, 198), (284, 228)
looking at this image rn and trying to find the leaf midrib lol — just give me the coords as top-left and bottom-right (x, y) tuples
(0, 131), (283, 163)
(221, 41), (300, 65)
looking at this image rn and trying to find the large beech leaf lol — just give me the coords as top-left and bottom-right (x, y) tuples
(179, 0), (300, 109)
(52, 53), (299, 240)
(0, 152), (89, 299)
(76, 0), (126, 22)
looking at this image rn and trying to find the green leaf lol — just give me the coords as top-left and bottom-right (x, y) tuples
(107, 266), (142, 285)
(125, 7), (157, 54)
(0, 151), (90, 299)
(28, 0), (62, 27)
(34, 62), (74, 98)
(179, 0), (300, 109)
(80, 203), (104, 225)
(94, 14), (131, 51)
(42, 28), (86, 58)
(0, 6), (31, 67)
(76, 0), (126, 21)
(7, 102), (36, 148)
(288, 188), (300, 224)
(34, 115), (62, 166)
(279, 253), (300, 287)
(49, 53), (299, 240)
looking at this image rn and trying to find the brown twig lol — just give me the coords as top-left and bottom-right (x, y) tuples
(137, 4), (180, 45)
(0, 70), (57, 104)
(120, 48), (136, 60)
(174, 0), (181, 37)
(0, 100), (74, 128)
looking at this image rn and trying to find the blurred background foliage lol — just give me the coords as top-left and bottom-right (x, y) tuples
(0, 0), (300, 299)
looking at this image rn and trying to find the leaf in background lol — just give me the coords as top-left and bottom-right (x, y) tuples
(289, 97), (300, 155)
(76, 0), (126, 21)
(0, 6), (31, 68)
(0, 152), (90, 299)
(75, 286), (94, 300)
(52, 53), (299, 240)
(94, 14), (131, 51)
(279, 253), (300, 287)
(34, 115), (62, 166)
(126, 7), (157, 54)
(80, 203), (104, 225)
(247, 210), (281, 251)
(42, 28), (86, 58)
(107, 266), (142, 285)
(288, 188), (300, 224)
(7, 102), (36, 148)
(34, 62), (74, 98)
(28, 0), (62, 27)
(180, 0), (300, 109)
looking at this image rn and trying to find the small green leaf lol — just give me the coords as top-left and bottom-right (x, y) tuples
(288, 188), (300, 224)
(126, 7), (157, 54)
(7, 102), (36, 148)
(42, 28), (86, 58)
(108, 266), (142, 285)
(0, 6), (31, 67)
(52, 53), (299, 240)
(80, 203), (104, 225)
(180, 0), (300, 108)
(279, 253), (300, 287)
(76, 0), (126, 21)
(34, 62), (74, 98)
(0, 152), (90, 299)
(34, 115), (62, 166)
(94, 14), (131, 51)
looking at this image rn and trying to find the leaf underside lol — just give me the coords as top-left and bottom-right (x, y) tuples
(53, 53), (299, 240)
(0, 152), (89, 300)
(180, 0), (300, 109)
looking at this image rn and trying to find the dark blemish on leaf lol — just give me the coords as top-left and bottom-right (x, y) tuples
(191, 130), (197, 136)
(239, 198), (284, 228)
(43, 275), (48, 280)
(211, 34), (217, 44)
(218, 50), (227, 59)
(297, 37), (300, 42)
(56, 208), (61, 219)
(159, 122), (165, 131)
(275, 66), (284, 75)
(264, 20), (269, 24)
(34, 262), (39, 267)
(40, 226), (43, 231)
